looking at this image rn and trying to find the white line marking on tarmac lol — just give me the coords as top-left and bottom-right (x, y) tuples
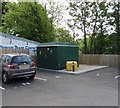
(22, 83), (26, 86)
(114, 75), (120, 79)
(26, 82), (31, 85)
(55, 76), (62, 79)
(35, 77), (47, 81)
(22, 82), (31, 86)
(96, 74), (100, 76)
(0, 86), (5, 90)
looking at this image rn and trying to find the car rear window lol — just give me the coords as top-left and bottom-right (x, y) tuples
(11, 55), (32, 64)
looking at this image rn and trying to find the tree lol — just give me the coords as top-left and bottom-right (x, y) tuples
(108, 1), (120, 54)
(0, 2), (1, 27)
(94, 1), (120, 54)
(2, 2), (54, 43)
(68, 1), (92, 54)
(104, 33), (118, 54)
(88, 2), (99, 53)
(54, 28), (75, 43)
(2, 2), (8, 15)
(1, 2), (9, 27)
(45, 0), (66, 28)
(68, 1), (119, 54)
(93, 2), (109, 54)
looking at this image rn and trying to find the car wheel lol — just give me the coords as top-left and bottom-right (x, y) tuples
(2, 72), (10, 84)
(29, 75), (35, 80)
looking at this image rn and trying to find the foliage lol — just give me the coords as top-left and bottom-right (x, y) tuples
(0, 27), (2, 32)
(2, 2), (54, 43)
(68, 1), (120, 54)
(2, 2), (8, 15)
(54, 28), (75, 43)
(1, 1), (119, 54)
(104, 33), (118, 54)
(68, 2), (92, 53)
(45, 0), (65, 28)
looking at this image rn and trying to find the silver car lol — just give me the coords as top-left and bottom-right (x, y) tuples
(1, 53), (36, 83)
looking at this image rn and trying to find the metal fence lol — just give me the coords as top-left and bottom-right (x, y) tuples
(79, 54), (120, 68)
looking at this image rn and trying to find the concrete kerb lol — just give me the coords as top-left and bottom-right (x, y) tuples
(58, 65), (108, 75)
(37, 65), (109, 75)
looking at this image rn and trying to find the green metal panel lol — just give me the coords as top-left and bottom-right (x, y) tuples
(45, 46), (58, 69)
(37, 47), (45, 68)
(37, 46), (59, 69)
(37, 42), (79, 70)
(57, 46), (79, 69)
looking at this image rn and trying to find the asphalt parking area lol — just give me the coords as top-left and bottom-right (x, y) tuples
(0, 67), (119, 106)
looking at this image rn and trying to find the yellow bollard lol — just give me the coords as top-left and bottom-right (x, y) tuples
(66, 61), (78, 71)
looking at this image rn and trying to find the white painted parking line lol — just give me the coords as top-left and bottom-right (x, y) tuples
(22, 83), (26, 86)
(96, 74), (100, 76)
(35, 77), (47, 81)
(26, 82), (30, 85)
(22, 82), (30, 86)
(22, 82), (31, 86)
(114, 75), (120, 79)
(0, 86), (5, 90)
(55, 76), (62, 79)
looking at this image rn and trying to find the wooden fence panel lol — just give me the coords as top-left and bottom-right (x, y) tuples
(110, 55), (119, 67)
(79, 54), (119, 68)
(99, 55), (110, 66)
(0, 48), (29, 55)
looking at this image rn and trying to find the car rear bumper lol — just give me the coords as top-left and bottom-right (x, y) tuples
(7, 69), (36, 79)
(3, 68), (36, 79)
(11, 71), (36, 78)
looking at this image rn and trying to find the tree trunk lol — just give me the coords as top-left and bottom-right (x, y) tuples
(115, 2), (120, 54)
(83, 20), (87, 54)
(90, 3), (98, 54)
(82, 5), (88, 54)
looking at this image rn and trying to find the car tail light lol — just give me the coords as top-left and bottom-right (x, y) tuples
(7, 64), (14, 68)
(31, 62), (36, 68)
